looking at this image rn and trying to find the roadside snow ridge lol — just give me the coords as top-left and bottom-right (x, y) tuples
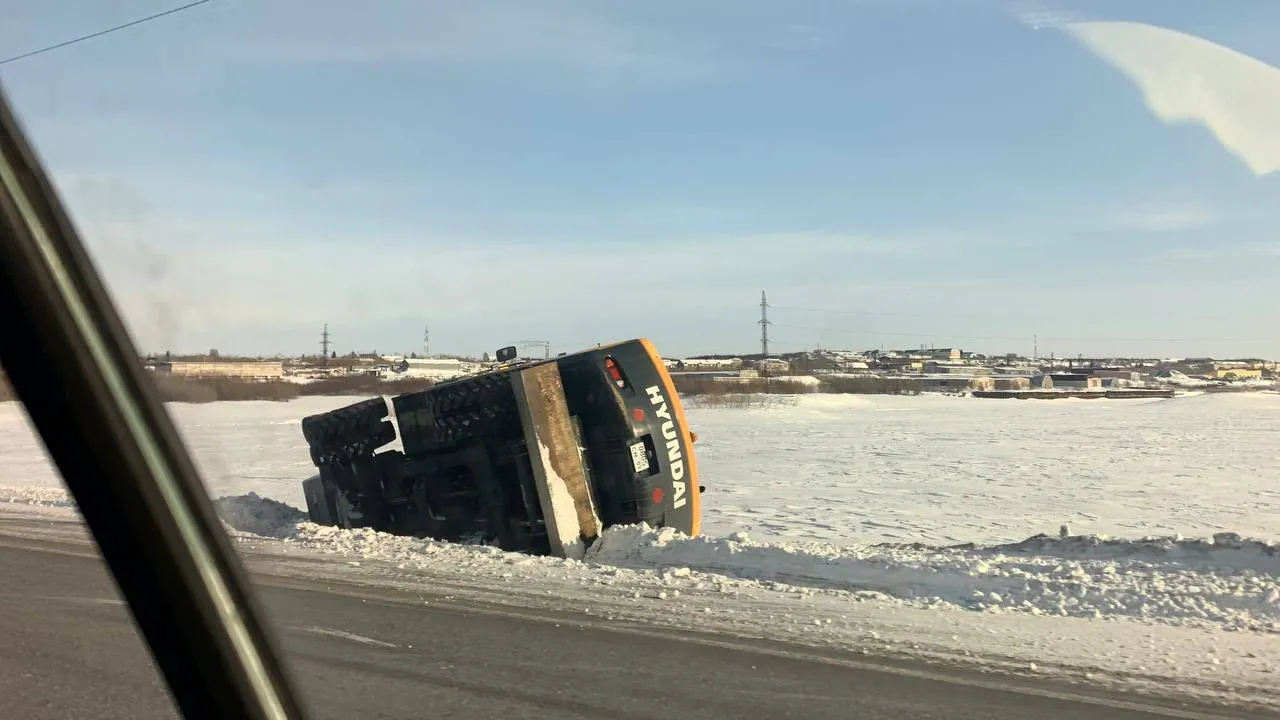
(4, 487), (1276, 634)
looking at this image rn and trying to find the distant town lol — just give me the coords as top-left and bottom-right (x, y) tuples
(137, 344), (1279, 398)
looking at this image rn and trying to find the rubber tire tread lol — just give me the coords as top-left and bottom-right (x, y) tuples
(310, 422), (396, 466)
(427, 372), (514, 416)
(302, 397), (393, 465)
(400, 371), (520, 451)
(429, 406), (518, 447)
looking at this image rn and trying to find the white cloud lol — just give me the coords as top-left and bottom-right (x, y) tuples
(1060, 21), (1280, 177)
(1159, 247), (1218, 262)
(1247, 243), (1280, 257)
(55, 172), (1280, 357)
(1112, 204), (1214, 232)
(52, 170), (929, 353)
(1155, 244), (1280, 263)
(209, 2), (727, 90)
(763, 24), (829, 51)
(204, 1), (849, 92)
(1007, 0), (1090, 31)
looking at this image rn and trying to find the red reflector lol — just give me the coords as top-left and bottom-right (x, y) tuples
(651, 487), (665, 504)
(631, 407), (645, 422)
(605, 357), (626, 388)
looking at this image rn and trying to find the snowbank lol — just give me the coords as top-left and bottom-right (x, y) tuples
(20, 482), (1271, 635)
(185, 491), (1280, 634)
(3, 487), (1278, 708)
(0, 486), (78, 509)
(213, 492), (308, 539)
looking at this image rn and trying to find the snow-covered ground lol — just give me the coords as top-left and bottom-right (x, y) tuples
(692, 392), (1280, 545)
(1, 393), (1279, 709)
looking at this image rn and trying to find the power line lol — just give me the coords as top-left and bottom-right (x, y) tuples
(772, 322), (1027, 343)
(765, 304), (1275, 341)
(771, 322), (1268, 345)
(770, 304), (995, 321)
(0, 0), (215, 66)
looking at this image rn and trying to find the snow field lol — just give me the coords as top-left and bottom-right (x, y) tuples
(2, 391), (1279, 707)
(690, 391), (1280, 545)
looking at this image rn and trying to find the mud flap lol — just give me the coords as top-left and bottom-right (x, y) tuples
(301, 474), (336, 526)
(511, 362), (601, 559)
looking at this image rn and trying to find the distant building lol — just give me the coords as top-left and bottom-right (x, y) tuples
(993, 376), (1032, 391)
(152, 361), (284, 381)
(875, 356), (924, 372)
(1214, 367), (1263, 380)
(916, 375), (992, 392)
(758, 358), (792, 374)
(1087, 369), (1141, 382)
(993, 365), (1042, 375)
(684, 357), (743, 370)
(924, 361), (990, 376)
(918, 348), (963, 362)
(396, 357), (465, 380)
(1047, 373), (1102, 390)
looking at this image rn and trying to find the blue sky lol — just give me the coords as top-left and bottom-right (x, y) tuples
(3, 0), (1279, 359)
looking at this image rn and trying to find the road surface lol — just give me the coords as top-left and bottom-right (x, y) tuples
(0, 519), (1268, 720)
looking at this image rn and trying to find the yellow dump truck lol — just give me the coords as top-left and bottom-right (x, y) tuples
(299, 338), (702, 557)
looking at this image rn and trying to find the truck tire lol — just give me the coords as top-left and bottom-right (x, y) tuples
(302, 397), (395, 466)
(395, 371), (520, 453)
(431, 406), (517, 446)
(425, 372), (514, 415)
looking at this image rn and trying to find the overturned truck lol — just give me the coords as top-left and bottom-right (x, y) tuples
(298, 338), (702, 557)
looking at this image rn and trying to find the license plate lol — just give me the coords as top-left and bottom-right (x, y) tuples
(629, 441), (650, 474)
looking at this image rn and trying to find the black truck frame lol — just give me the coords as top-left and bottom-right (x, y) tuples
(299, 338), (702, 557)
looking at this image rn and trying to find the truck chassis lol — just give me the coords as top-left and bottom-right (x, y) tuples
(298, 339), (701, 557)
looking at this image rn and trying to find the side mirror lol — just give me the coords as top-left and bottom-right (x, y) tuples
(496, 346), (518, 363)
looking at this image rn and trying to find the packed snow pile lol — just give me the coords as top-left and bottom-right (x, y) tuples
(2, 484), (1275, 634)
(584, 524), (1280, 633)
(0, 486), (78, 509)
(1152, 370), (1220, 388)
(189, 491), (1280, 635)
(968, 530), (1280, 564)
(213, 492), (309, 539)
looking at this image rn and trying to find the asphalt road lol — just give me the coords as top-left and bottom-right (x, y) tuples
(0, 526), (1268, 720)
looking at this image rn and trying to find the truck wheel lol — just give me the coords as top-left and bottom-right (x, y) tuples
(431, 406), (518, 446)
(395, 372), (520, 452)
(302, 397), (395, 466)
(427, 372), (514, 415)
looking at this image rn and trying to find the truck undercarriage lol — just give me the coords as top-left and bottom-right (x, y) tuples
(298, 339), (701, 557)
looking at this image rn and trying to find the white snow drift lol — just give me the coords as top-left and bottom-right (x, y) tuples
(7, 480), (1279, 636)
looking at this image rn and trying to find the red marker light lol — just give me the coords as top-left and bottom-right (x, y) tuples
(631, 407), (645, 422)
(651, 487), (665, 504)
(605, 356), (626, 389)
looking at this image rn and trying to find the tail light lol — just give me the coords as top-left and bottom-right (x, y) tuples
(604, 356), (627, 389)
